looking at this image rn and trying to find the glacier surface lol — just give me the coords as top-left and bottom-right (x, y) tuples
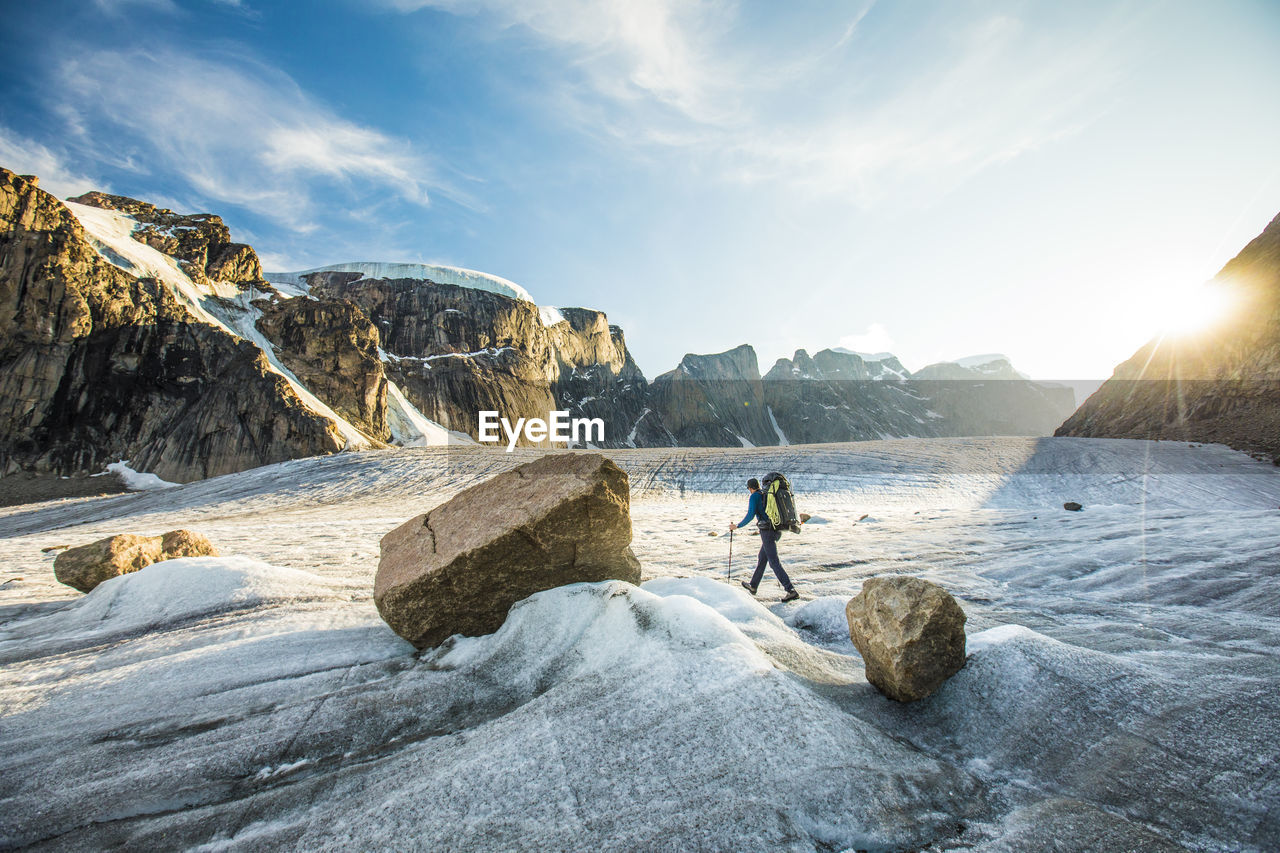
(1, 437), (1278, 851)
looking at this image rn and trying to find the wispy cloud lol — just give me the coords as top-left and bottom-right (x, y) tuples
(54, 48), (444, 229)
(91, 0), (179, 14)
(0, 127), (104, 198)
(386, 1), (1130, 204)
(718, 13), (1124, 204)
(385, 0), (742, 123)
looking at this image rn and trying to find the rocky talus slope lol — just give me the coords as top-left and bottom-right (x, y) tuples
(1057, 211), (1280, 460)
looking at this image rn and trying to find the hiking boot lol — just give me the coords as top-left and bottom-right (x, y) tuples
(781, 588), (800, 603)
(740, 580), (757, 596)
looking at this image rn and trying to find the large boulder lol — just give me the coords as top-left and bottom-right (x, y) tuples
(375, 453), (641, 648)
(845, 576), (966, 702)
(53, 530), (219, 593)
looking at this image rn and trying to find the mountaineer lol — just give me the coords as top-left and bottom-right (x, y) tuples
(731, 477), (800, 602)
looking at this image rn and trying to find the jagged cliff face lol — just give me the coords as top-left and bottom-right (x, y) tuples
(0, 169), (345, 481)
(300, 270), (664, 447)
(1057, 211), (1280, 459)
(762, 349), (941, 443)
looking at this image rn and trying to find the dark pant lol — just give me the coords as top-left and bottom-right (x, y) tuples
(751, 527), (793, 590)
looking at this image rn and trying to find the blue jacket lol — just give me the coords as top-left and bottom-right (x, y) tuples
(737, 491), (767, 528)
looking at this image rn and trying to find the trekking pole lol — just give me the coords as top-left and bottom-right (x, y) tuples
(727, 526), (734, 582)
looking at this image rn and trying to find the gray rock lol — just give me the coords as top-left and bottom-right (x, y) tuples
(53, 529), (219, 593)
(845, 576), (966, 702)
(1064, 501), (1083, 511)
(374, 453), (641, 648)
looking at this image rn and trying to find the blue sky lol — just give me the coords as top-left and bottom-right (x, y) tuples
(1, 0), (1278, 379)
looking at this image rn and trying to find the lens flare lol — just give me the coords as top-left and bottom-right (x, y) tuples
(1152, 282), (1234, 337)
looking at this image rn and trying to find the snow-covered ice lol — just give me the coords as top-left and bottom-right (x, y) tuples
(104, 460), (179, 491)
(1, 437), (1278, 850)
(384, 379), (474, 447)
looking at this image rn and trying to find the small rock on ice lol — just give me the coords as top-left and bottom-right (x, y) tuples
(845, 576), (967, 702)
(53, 529), (219, 593)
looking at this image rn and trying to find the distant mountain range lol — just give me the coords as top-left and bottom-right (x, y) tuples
(2, 166), (1082, 482)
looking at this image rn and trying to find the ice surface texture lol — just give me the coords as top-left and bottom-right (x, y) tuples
(2, 437), (1278, 850)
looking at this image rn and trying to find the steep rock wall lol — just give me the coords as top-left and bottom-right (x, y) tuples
(0, 169), (344, 481)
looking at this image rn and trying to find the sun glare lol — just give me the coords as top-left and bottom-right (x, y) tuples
(1151, 282), (1234, 337)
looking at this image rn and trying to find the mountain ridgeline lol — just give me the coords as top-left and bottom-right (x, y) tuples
(1, 166), (1079, 482)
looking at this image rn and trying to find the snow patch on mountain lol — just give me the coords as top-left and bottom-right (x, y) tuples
(104, 460), (179, 491)
(65, 201), (239, 320)
(265, 262), (532, 301)
(767, 406), (790, 445)
(385, 380), (474, 447)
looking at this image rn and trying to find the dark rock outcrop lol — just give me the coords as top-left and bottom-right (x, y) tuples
(845, 576), (967, 702)
(53, 529), (219, 593)
(1057, 211), (1280, 460)
(374, 453), (642, 648)
(0, 168), (345, 481)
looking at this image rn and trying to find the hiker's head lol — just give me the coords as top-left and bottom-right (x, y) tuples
(747, 478), (760, 492)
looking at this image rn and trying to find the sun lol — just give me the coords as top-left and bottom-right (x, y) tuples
(1150, 281), (1235, 337)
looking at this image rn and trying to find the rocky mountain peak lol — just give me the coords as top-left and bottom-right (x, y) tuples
(914, 355), (1026, 381)
(670, 343), (761, 382)
(1218, 210), (1280, 305)
(0, 168), (345, 481)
